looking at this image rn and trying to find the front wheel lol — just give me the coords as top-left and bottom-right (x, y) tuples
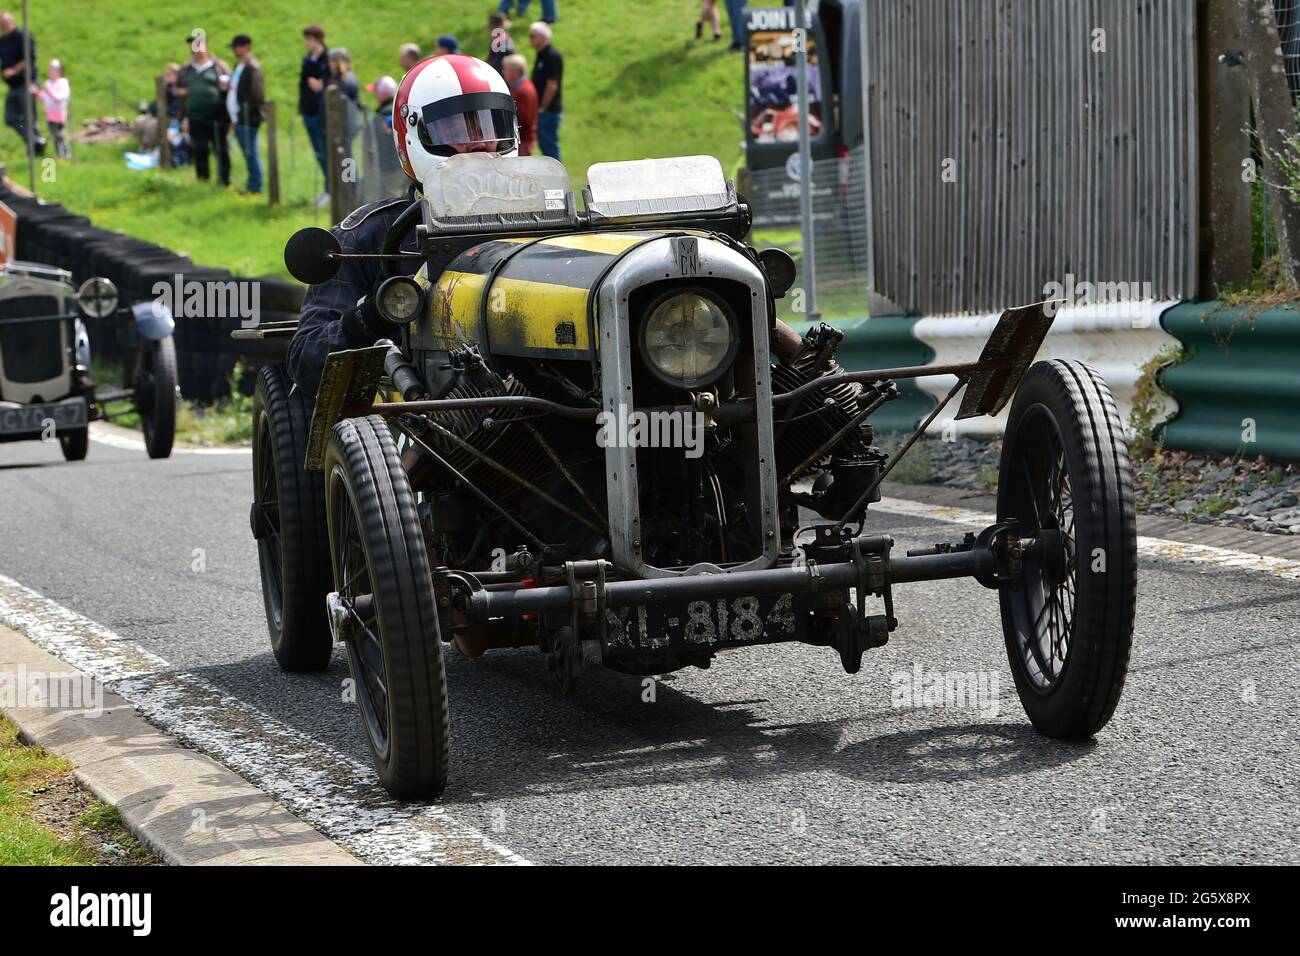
(997, 360), (1136, 740)
(324, 416), (449, 800)
(58, 426), (88, 461)
(136, 335), (177, 459)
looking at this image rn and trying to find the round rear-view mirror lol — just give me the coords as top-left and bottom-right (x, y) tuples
(284, 227), (342, 285)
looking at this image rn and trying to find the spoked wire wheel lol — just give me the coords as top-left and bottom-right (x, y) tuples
(997, 360), (1136, 740)
(333, 492), (390, 757)
(1001, 408), (1075, 689)
(251, 365), (333, 671)
(324, 416), (449, 800)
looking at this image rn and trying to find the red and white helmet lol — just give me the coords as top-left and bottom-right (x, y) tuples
(393, 54), (519, 182)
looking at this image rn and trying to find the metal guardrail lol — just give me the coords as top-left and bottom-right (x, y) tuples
(1158, 302), (1300, 461)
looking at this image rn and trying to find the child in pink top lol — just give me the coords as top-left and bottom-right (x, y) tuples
(32, 59), (70, 158)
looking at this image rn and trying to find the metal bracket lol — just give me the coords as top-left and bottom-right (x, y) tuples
(554, 560), (611, 692)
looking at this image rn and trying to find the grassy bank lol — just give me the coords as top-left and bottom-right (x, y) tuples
(0, 716), (159, 865)
(2, 1), (780, 278)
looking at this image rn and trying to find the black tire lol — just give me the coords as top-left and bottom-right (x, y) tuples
(137, 336), (178, 459)
(324, 415), (449, 800)
(997, 360), (1136, 740)
(252, 364), (334, 671)
(58, 427), (89, 461)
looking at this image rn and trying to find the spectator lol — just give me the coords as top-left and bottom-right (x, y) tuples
(162, 62), (182, 119)
(227, 34), (265, 194)
(695, 1), (721, 42)
(177, 31), (232, 186)
(300, 24), (330, 199)
(436, 36), (459, 56)
(366, 75), (397, 128)
(502, 54), (536, 157)
(32, 58), (69, 159)
(486, 12), (515, 76)
(0, 11), (45, 154)
(499, 1), (557, 24)
(529, 22), (562, 161)
(328, 48), (360, 103)
(399, 43), (422, 75)
(365, 75), (404, 195)
(723, 0), (745, 51)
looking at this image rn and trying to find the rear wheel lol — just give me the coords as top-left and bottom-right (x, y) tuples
(136, 335), (177, 459)
(325, 415), (449, 800)
(58, 426), (88, 461)
(997, 360), (1136, 740)
(251, 364), (333, 671)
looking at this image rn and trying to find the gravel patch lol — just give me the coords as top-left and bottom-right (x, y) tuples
(878, 431), (1300, 536)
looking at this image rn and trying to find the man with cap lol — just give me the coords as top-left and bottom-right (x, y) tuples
(177, 29), (232, 186)
(436, 36), (459, 56)
(228, 34), (265, 194)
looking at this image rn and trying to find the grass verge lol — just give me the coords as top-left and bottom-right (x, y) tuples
(0, 715), (160, 865)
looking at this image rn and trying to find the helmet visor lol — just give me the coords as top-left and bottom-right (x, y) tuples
(419, 92), (517, 156)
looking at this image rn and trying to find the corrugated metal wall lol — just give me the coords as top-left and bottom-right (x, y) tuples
(862, 0), (1199, 315)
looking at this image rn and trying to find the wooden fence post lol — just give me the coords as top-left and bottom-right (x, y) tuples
(155, 75), (171, 169)
(265, 101), (280, 206)
(1235, 0), (1300, 287)
(1197, 0), (1254, 298)
(325, 87), (356, 223)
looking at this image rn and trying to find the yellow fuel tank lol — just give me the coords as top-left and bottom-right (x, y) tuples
(417, 231), (674, 360)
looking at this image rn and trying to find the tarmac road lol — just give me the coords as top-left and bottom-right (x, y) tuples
(1, 429), (1298, 864)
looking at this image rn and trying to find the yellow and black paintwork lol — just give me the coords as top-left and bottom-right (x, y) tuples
(415, 230), (691, 361)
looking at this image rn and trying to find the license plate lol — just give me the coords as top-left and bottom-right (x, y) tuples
(0, 399), (87, 437)
(605, 593), (799, 650)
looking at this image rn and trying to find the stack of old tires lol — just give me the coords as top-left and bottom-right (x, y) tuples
(1, 180), (303, 401)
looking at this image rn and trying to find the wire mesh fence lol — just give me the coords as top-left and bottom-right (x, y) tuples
(749, 147), (871, 317)
(341, 97), (408, 205)
(335, 95), (408, 208)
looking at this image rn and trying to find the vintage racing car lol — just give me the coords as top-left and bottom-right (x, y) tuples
(0, 261), (177, 460)
(242, 154), (1136, 800)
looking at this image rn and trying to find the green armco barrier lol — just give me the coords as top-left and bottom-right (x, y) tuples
(1159, 302), (1300, 461)
(785, 315), (935, 432)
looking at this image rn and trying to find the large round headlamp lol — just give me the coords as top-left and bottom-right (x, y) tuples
(639, 289), (737, 389)
(376, 275), (425, 325)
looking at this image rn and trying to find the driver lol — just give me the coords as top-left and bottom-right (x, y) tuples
(288, 54), (520, 397)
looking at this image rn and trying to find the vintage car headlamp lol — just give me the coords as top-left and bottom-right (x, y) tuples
(376, 275), (425, 325)
(639, 289), (737, 389)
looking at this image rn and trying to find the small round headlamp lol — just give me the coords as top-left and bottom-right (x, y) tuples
(639, 289), (737, 389)
(376, 275), (425, 325)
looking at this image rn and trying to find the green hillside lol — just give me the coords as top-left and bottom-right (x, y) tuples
(1, 0), (777, 276)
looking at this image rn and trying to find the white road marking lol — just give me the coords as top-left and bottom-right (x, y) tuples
(89, 422), (251, 455)
(0, 573), (531, 866)
(875, 496), (1300, 582)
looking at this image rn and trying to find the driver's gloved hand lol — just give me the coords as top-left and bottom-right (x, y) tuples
(341, 294), (401, 345)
